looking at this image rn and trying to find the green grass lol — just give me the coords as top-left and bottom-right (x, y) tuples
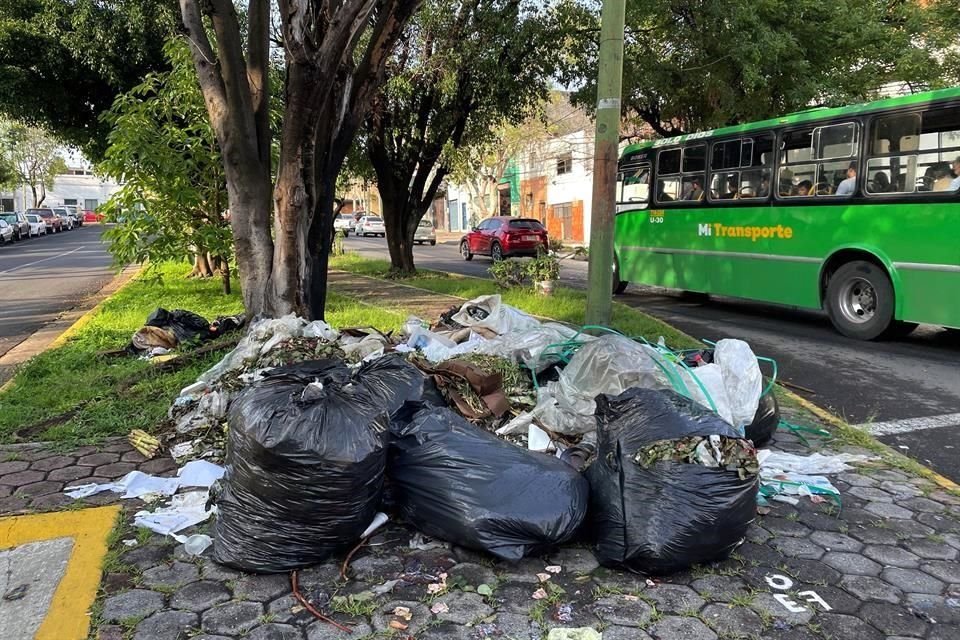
(330, 253), (698, 347)
(0, 261), (407, 445)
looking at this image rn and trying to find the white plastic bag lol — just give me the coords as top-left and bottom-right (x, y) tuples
(451, 294), (540, 335)
(476, 323), (593, 372)
(714, 339), (763, 429)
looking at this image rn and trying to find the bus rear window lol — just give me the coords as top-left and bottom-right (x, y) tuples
(508, 219), (544, 231)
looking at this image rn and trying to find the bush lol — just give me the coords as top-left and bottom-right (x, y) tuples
(549, 238), (565, 253)
(527, 252), (560, 283)
(489, 259), (528, 289)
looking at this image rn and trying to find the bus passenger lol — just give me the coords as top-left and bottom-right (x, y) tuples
(835, 162), (857, 196)
(795, 180), (813, 196)
(951, 157), (960, 191)
(720, 175), (738, 199)
(931, 163), (953, 191)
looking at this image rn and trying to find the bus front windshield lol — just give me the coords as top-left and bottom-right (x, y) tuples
(618, 164), (650, 203)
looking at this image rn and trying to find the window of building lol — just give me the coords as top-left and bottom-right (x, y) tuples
(556, 153), (573, 176)
(779, 122), (860, 197)
(709, 134), (774, 200)
(866, 108), (960, 195)
(554, 202), (572, 219)
(64, 198), (78, 206)
(1, 198), (13, 212)
(84, 199), (99, 210)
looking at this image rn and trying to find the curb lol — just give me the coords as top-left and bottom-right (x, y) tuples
(784, 387), (960, 494)
(0, 265), (142, 394)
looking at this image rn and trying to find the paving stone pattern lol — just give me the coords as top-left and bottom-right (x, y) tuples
(3, 408), (960, 639)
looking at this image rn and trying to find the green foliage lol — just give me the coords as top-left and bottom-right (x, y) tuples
(0, 0), (174, 160)
(489, 259), (528, 288)
(0, 121), (68, 206)
(97, 39), (231, 278)
(526, 251), (560, 283)
(562, 0), (959, 136)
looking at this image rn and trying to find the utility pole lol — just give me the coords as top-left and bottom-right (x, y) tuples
(585, 0), (626, 327)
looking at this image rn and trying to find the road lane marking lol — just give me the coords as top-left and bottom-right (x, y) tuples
(854, 412), (960, 436)
(0, 246), (86, 275)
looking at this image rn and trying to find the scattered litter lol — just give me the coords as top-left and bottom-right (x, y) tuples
(427, 572), (448, 594)
(430, 602), (449, 615)
(545, 565), (562, 574)
(134, 491), (212, 535)
(645, 579), (656, 587)
(537, 573), (552, 583)
(128, 429), (161, 458)
(174, 533), (213, 556)
(408, 533), (446, 551)
(546, 628), (601, 640)
(361, 512), (389, 538)
(121, 539), (138, 547)
(65, 470), (180, 500)
(623, 594), (640, 601)
(756, 450), (874, 507)
(372, 579), (400, 596)
(554, 602), (574, 623)
(759, 451), (874, 475)
(532, 588), (548, 600)
(392, 606), (413, 621)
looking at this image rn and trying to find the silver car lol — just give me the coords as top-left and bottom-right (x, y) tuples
(414, 218), (437, 245)
(356, 215), (385, 237)
(0, 219), (13, 244)
(25, 213), (47, 237)
(52, 207), (73, 230)
(333, 213), (355, 235)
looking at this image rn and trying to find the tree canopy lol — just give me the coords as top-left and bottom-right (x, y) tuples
(0, 0), (175, 160)
(562, 0), (959, 136)
(367, 0), (566, 273)
(0, 121), (67, 206)
(98, 39), (234, 292)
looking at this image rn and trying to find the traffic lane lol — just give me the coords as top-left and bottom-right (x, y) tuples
(0, 226), (115, 357)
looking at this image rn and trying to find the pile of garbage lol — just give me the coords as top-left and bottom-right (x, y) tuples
(108, 294), (865, 577)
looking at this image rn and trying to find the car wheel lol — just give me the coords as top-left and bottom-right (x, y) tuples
(460, 240), (473, 261)
(490, 242), (503, 262)
(430, 240), (436, 246)
(613, 254), (628, 295)
(825, 260), (894, 340)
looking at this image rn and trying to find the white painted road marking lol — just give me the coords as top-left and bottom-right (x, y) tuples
(854, 412), (960, 437)
(0, 246), (86, 275)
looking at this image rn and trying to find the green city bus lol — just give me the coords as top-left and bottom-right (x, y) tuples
(613, 87), (960, 340)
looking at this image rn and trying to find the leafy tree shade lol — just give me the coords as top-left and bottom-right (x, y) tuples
(98, 40), (233, 293)
(562, 0), (957, 136)
(0, 0), (175, 161)
(178, 0), (422, 319)
(367, 0), (564, 274)
(0, 122), (67, 207)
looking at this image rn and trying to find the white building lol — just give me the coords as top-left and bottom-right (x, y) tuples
(1, 151), (121, 212)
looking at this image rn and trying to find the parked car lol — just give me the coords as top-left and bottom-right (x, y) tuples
(29, 208), (62, 233)
(414, 218), (437, 245)
(63, 205), (83, 227)
(25, 213), (47, 237)
(0, 212), (31, 240)
(0, 219), (13, 244)
(83, 209), (103, 223)
(460, 216), (548, 261)
(333, 213), (355, 235)
(52, 207), (73, 230)
(355, 215), (386, 237)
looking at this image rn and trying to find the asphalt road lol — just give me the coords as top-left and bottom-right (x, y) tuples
(0, 225), (115, 360)
(345, 234), (960, 482)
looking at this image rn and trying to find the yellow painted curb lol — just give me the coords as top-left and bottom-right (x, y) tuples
(784, 387), (960, 494)
(0, 505), (122, 640)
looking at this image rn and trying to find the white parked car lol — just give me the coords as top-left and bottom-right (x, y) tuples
(52, 207), (73, 230)
(25, 213), (48, 237)
(355, 215), (385, 237)
(333, 213), (355, 235)
(414, 218), (437, 245)
(0, 219), (13, 244)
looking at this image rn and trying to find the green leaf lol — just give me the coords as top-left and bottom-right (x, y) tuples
(476, 584), (493, 596)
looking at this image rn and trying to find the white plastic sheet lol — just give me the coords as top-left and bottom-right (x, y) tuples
(134, 491), (213, 535)
(451, 294), (540, 334)
(65, 461), (224, 499)
(758, 450), (874, 474)
(714, 339), (763, 429)
(476, 322), (593, 372)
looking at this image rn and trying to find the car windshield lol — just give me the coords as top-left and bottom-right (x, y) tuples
(508, 219), (544, 230)
(339, 214), (353, 220)
(366, 217), (382, 223)
(0, 214), (15, 222)
(26, 215), (39, 222)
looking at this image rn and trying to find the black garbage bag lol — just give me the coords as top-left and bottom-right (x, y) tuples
(587, 388), (758, 574)
(145, 307), (212, 344)
(746, 392), (780, 447)
(212, 355), (425, 573)
(388, 405), (589, 561)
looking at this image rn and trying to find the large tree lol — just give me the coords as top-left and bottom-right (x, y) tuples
(0, 122), (67, 207)
(98, 39), (234, 293)
(366, 0), (564, 274)
(177, 0), (422, 319)
(0, 0), (175, 160)
(562, 0), (957, 137)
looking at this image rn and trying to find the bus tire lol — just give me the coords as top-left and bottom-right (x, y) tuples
(825, 260), (894, 340)
(612, 255), (628, 295)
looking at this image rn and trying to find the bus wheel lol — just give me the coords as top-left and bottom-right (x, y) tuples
(612, 255), (628, 295)
(826, 260), (894, 340)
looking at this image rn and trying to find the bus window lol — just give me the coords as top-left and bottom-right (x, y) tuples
(710, 135), (773, 200)
(683, 144), (706, 173)
(658, 148), (681, 174)
(868, 107), (960, 195)
(780, 124), (859, 198)
(814, 122), (858, 160)
(618, 164), (650, 203)
(866, 156), (916, 194)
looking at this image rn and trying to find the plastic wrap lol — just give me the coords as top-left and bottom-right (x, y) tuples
(587, 388), (758, 574)
(714, 339), (763, 429)
(388, 405), (589, 561)
(450, 294), (540, 334)
(476, 323), (593, 373)
(212, 356), (425, 573)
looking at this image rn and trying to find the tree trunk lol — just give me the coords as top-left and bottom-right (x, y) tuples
(219, 257), (231, 295)
(194, 253), (214, 277)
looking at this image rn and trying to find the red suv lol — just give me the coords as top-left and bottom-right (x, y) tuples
(460, 216), (548, 261)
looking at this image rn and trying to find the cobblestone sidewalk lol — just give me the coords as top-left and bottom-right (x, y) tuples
(2, 402), (959, 640)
